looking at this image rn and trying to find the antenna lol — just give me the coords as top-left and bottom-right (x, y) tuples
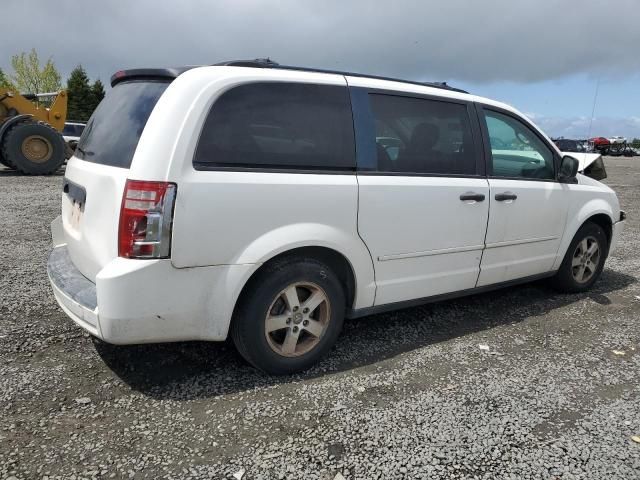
(587, 76), (600, 140)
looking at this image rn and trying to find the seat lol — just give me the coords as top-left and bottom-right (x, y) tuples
(396, 122), (447, 173)
(376, 143), (393, 171)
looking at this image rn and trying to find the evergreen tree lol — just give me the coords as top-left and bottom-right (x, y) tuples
(66, 65), (92, 121)
(89, 79), (105, 114)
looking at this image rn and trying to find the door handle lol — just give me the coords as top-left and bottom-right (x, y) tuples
(459, 192), (486, 202)
(495, 192), (518, 201)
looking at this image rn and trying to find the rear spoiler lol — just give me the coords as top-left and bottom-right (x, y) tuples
(110, 67), (196, 87)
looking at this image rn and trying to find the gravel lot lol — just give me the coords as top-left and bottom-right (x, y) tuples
(1, 157), (639, 480)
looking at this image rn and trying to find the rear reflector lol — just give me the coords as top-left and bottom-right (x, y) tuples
(118, 180), (177, 259)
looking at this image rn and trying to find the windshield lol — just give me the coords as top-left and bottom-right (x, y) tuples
(75, 80), (169, 168)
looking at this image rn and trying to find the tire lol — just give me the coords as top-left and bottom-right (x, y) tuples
(1, 121), (66, 175)
(231, 256), (345, 375)
(0, 142), (16, 169)
(551, 221), (608, 293)
(0, 153), (11, 169)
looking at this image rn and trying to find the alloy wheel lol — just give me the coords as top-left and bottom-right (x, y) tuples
(571, 236), (600, 284)
(264, 282), (331, 357)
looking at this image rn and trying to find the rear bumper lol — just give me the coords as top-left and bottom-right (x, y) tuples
(48, 245), (101, 337)
(47, 243), (255, 345)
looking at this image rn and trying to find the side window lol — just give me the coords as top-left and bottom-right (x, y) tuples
(483, 110), (555, 180)
(194, 82), (355, 171)
(368, 94), (477, 175)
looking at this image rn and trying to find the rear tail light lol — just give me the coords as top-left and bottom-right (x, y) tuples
(118, 180), (177, 259)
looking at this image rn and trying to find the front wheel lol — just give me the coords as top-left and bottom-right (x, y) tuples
(231, 257), (345, 375)
(551, 222), (608, 293)
(1, 121), (66, 175)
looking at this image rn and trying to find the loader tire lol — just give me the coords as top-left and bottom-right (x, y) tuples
(0, 153), (12, 169)
(0, 138), (16, 169)
(1, 121), (66, 175)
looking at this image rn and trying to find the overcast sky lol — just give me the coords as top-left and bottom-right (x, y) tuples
(4, 0), (640, 138)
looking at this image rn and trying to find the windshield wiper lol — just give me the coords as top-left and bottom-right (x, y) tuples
(75, 146), (93, 157)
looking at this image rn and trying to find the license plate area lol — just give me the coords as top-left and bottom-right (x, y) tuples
(63, 178), (86, 229)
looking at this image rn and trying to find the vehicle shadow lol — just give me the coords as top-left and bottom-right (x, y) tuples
(94, 268), (636, 400)
(0, 166), (65, 176)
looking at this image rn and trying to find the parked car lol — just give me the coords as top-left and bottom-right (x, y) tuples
(607, 136), (630, 156)
(62, 121), (86, 156)
(553, 138), (586, 153)
(608, 136), (627, 145)
(589, 136), (611, 155)
(47, 61), (626, 374)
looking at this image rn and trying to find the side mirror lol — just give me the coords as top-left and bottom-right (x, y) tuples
(558, 155), (579, 183)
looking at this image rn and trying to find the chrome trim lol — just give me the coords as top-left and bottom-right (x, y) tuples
(378, 244), (485, 262)
(160, 184), (176, 257)
(485, 236), (558, 249)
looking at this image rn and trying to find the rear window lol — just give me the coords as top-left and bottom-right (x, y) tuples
(63, 124), (84, 136)
(193, 82), (355, 171)
(75, 81), (168, 168)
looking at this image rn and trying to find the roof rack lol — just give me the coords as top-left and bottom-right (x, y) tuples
(212, 58), (468, 94)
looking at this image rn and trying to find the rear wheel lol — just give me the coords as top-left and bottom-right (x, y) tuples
(551, 221), (608, 293)
(1, 121), (66, 175)
(231, 257), (345, 374)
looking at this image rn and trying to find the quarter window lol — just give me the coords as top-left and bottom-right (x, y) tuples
(368, 94), (477, 175)
(194, 82), (355, 171)
(483, 110), (555, 179)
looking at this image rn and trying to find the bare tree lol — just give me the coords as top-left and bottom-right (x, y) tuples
(10, 49), (61, 94)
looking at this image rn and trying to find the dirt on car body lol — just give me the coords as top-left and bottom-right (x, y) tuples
(1, 157), (639, 479)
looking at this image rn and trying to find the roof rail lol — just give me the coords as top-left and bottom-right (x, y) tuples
(213, 58), (280, 68)
(211, 58), (468, 94)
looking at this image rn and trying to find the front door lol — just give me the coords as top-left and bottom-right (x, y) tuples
(353, 88), (490, 305)
(477, 107), (570, 286)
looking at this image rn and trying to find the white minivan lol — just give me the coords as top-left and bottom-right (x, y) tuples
(48, 60), (625, 374)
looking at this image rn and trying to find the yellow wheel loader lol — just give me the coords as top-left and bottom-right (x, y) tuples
(0, 89), (67, 174)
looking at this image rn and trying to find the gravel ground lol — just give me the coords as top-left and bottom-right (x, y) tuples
(1, 157), (639, 480)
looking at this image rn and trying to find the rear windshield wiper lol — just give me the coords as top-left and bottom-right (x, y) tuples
(75, 146), (94, 157)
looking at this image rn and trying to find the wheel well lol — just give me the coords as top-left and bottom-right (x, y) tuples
(585, 213), (613, 247)
(234, 246), (357, 314)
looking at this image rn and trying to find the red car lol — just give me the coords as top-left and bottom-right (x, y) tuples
(589, 137), (611, 154)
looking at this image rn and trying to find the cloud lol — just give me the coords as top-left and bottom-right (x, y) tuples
(2, 0), (640, 85)
(530, 115), (640, 140)
(3, 1), (638, 138)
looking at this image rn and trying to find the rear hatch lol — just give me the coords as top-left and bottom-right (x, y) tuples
(62, 80), (170, 281)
